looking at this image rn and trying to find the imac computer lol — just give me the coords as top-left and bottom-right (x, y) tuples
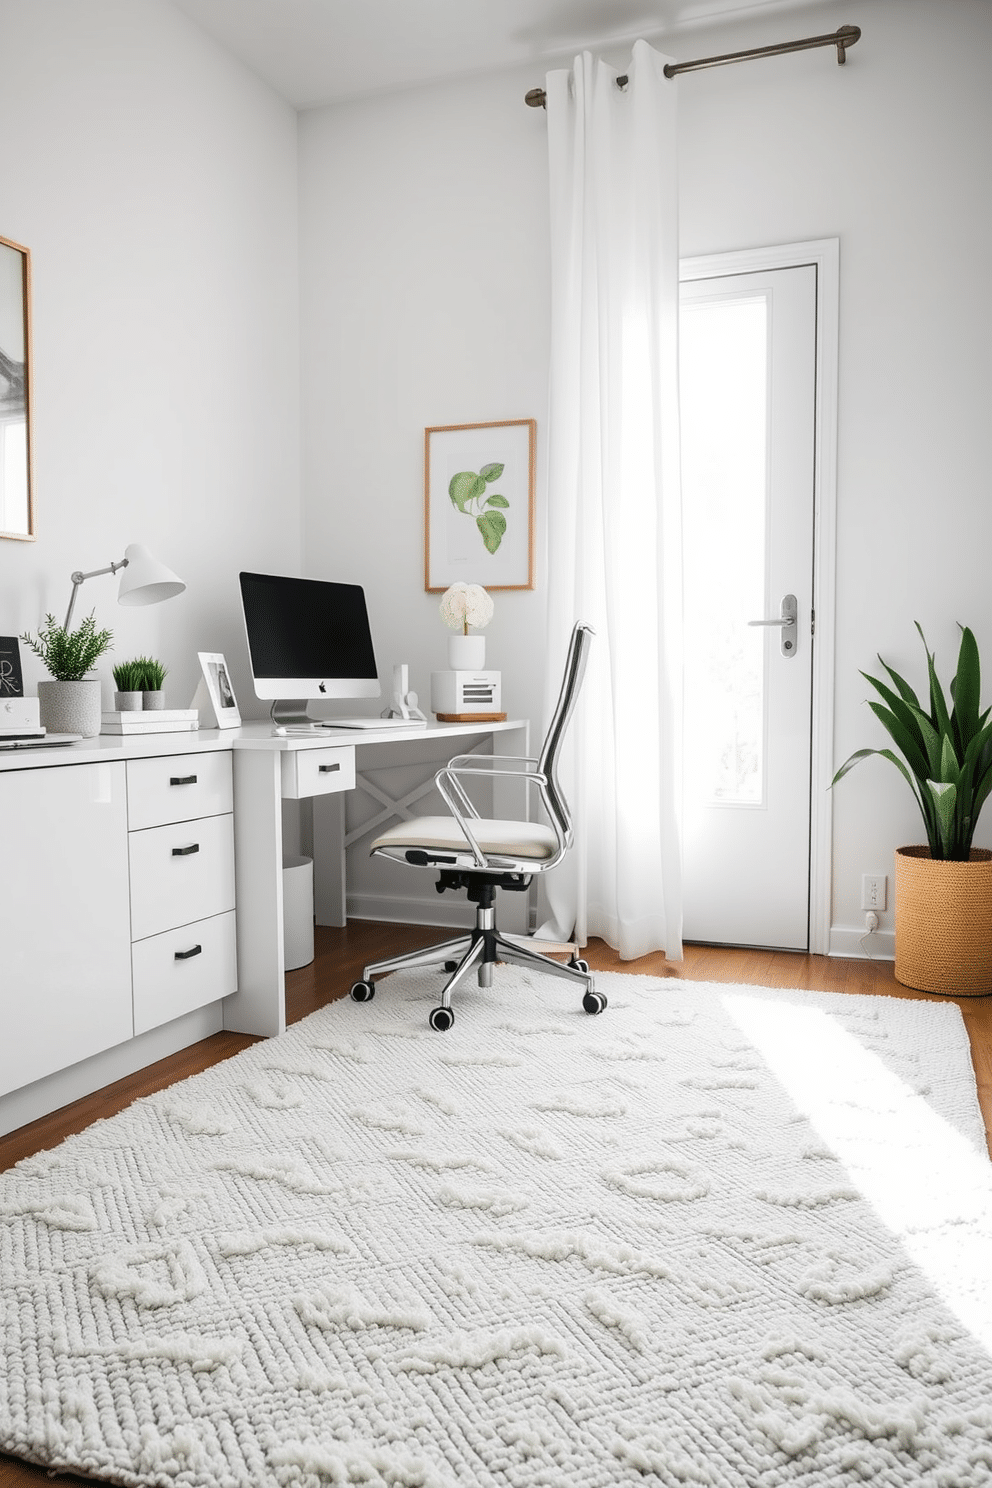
(239, 571), (425, 732)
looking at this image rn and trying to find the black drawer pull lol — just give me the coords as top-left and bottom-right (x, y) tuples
(170, 774), (198, 786)
(318, 762), (341, 774)
(172, 843), (200, 857)
(174, 944), (202, 961)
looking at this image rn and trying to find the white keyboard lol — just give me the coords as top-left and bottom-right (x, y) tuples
(275, 717), (429, 736)
(320, 717), (428, 731)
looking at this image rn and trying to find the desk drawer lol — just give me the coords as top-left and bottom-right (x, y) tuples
(129, 813), (235, 940)
(281, 746), (355, 800)
(127, 752), (233, 830)
(132, 910), (237, 1036)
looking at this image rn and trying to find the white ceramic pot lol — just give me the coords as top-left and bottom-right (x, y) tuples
(38, 678), (102, 737)
(447, 634), (486, 670)
(142, 690), (165, 711)
(115, 690), (142, 711)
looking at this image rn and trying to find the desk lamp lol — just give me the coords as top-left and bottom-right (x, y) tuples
(63, 543), (185, 630)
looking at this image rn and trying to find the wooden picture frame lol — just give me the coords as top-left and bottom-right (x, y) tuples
(425, 419), (535, 591)
(196, 651), (241, 729)
(0, 235), (35, 541)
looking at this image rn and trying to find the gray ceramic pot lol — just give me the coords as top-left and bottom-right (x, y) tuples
(38, 678), (102, 737)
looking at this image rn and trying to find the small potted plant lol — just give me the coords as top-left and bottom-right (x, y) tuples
(439, 582), (494, 670)
(112, 659), (145, 711)
(21, 611), (113, 737)
(832, 622), (992, 993)
(137, 656), (168, 710)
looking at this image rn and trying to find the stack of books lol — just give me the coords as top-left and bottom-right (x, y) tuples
(101, 709), (199, 735)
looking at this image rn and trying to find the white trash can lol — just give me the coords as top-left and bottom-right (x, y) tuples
(282, 855), (315, 970)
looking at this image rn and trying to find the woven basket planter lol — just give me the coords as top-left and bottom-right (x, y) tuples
(894, 845), (992, 995)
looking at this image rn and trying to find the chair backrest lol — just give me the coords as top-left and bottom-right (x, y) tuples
(537, 622), (594, 846)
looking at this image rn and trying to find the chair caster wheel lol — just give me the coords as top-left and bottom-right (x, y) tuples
(443, 961), (458, 972)
(350, 979), (375, 1003)
(569, 957), (590, 974)
(582, 990), (607, 1015)
(429, 1005), (454, 1031)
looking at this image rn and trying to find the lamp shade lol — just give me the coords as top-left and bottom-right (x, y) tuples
(117, 543), (186, 607)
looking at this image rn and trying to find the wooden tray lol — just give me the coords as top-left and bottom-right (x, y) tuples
(435, 712), (507, 723)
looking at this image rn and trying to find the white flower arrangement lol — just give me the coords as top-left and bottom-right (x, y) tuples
(439, 582), (494, 636)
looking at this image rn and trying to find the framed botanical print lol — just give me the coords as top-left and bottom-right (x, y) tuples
(425, 419), (535, 591)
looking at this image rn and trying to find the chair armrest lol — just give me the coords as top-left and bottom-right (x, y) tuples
(434, 760), (565, 871)
(444, 753), (539, 773)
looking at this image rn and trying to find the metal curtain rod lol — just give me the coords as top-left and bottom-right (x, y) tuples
(523, 23), (861, 108)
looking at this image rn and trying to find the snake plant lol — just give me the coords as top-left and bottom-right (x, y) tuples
(832, 623), (992, 861)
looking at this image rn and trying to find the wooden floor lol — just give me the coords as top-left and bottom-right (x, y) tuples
(1, 924), (990, 1486)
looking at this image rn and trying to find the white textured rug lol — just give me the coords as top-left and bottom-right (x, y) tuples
(3, 970), (992, 1488)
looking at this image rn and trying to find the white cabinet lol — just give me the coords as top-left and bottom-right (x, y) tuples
(126, 752), (237, 1037)
(0, 744), (238, 1111)
(0, 762), (133, 1095)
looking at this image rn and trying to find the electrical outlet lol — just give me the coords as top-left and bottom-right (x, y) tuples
(861, 874), (887, 911)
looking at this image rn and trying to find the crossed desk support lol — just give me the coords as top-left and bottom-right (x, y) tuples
(312, 720), (532, 931)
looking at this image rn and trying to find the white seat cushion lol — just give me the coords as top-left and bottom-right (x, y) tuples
(370, 816), (557, 861)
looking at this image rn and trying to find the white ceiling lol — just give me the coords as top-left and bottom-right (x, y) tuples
(169, 0), (832, 110)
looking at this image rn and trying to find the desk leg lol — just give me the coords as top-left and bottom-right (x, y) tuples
(226, 748), (287, 1037)
(492, 721), (532, 935)
(313, 789), (347, 928)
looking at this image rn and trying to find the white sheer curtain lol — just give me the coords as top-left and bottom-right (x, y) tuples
(540, 40), (683, 961)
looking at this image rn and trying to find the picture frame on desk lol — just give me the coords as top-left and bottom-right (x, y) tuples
(424, 419), (535, 591)
(0, 635), (24, 696)
(195, 652), (241, 729)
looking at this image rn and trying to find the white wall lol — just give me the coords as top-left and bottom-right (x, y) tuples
(0, 0), (301, 714)
(298, 68), (552, 734)
(299, 0), (992, 949)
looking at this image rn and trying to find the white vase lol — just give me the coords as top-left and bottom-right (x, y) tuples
(38, 678), (102, 737)
(448, 634), (486, 670)
(114, 690), (142, 712)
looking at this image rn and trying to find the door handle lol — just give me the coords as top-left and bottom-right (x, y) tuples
(748, 594), (798, 657)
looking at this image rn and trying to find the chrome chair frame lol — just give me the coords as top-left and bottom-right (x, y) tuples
(350, 623), (603, 1029)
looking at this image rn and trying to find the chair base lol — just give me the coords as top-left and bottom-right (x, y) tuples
(354, 904), (605, 1028)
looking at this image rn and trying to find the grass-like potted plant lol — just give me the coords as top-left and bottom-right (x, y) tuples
(137, 656), (168, 710)
(833, 622), (992, 993)
(21, 611), (113, 737)
(112, 658), (145, 711)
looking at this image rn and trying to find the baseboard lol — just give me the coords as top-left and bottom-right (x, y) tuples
(828, 924), (895, 961)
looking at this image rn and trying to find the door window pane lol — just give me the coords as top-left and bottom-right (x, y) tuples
(681, 295), (768, 806)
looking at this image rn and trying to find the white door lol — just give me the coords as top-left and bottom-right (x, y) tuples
(680, 263), (817, 950)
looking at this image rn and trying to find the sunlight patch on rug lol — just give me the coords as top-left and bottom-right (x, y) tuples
(2, 970), (992, 1487)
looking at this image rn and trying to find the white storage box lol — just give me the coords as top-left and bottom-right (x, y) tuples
(430, 669), (501, 715)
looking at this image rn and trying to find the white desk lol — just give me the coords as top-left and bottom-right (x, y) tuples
(227, 718), (530, 1037)
(0, 718), (528, 1132)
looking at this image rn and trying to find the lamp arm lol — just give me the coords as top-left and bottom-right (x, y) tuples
(63, 557), (128, 631)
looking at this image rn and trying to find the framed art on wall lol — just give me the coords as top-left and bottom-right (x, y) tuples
(425, 418), (535, 591)
(0, 235), (35, 542)
(196, 652), (241, 729)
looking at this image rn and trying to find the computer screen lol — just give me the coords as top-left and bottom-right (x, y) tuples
(239, 572), (380, 715)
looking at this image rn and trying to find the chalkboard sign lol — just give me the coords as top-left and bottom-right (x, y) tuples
(0, 636), (24, 697)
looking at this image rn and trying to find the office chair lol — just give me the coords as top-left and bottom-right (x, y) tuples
(350, 621), (604, 1030)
